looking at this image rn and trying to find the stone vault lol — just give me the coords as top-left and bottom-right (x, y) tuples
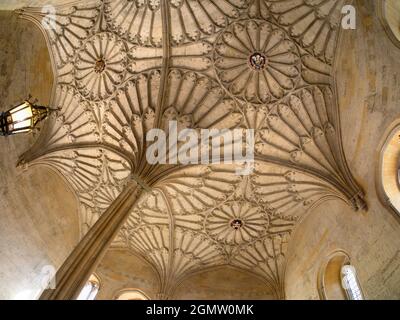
(17, 0), (365, 298)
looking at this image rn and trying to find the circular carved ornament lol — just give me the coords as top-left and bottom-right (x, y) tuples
(205, 201), (269, 245)
(214, 20), (301, 104)
(74, 33), (127, 101)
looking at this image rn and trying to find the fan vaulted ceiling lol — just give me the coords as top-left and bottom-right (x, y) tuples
(17, 0), (365, 298)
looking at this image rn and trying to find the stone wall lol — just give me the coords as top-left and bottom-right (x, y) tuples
(172, 267), (277, 300)
(94, 249), (277, 300)
(1, 0), (400, 300)
(0, 0), (89, 11)
(284, 0), (400, 300)
(0, 11), (79, 299)
(94, 249), (160, 300)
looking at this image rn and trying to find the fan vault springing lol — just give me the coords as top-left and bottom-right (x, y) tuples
(17, 0), (364, 299)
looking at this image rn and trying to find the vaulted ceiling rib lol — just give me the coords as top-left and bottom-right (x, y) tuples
(17, 0), (364, 298)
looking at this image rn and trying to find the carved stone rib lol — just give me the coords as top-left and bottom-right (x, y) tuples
(39, 180), (145, 300)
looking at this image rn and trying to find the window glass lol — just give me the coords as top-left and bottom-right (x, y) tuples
(341, 265), (363, 300)
(77, 274), (100, 300)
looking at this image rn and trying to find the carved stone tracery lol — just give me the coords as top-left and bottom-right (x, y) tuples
(18, 0), (362, 299)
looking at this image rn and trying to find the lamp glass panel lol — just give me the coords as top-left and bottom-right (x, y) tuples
(13, 129), (30, 133)
(13, 119), (32, 130)
(10, 105), (33, 123)
(9, 102), (29, 113)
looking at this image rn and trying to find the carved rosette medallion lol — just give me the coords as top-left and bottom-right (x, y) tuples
(214, 20), (301, 104)
(205, 201), (269, 245)
(74, 33), (127, 101)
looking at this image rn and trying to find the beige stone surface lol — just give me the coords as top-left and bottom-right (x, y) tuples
(0, 1), (86, 10)
(379, 122), (400, 213)
(17, 0), (369, 299)
(284, 0), (400, 300)
(94, 249), (159, 300)
(0, 11), (79, 299)
(0, 0), (400, 300)
(172, 266), (277, 300)
(382, 0), (400, 47)
(94, 248), (277, 300)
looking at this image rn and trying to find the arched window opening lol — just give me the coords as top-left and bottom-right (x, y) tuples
(378, 121), (400, 218)
(115, 289), (149, 300)
(341, 265), (364, 300)
(379, 0), (400, 49)
(77, 274), (100, 300)
(318, 250), (364, 300)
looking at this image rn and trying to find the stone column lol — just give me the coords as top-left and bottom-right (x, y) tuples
(40, 180), (145, 300)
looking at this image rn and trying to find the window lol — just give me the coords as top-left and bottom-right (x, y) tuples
(318, 250), (364, 300)
(115, 289), (149, 300)
(77, 274), (100, 300)
(378, 121), (400, 217)
(341, 265), (364, 300)
(379, 0), (400, 49)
